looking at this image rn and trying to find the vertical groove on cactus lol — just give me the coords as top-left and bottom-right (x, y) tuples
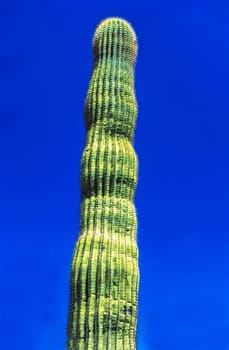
(67, 17), (139, 350)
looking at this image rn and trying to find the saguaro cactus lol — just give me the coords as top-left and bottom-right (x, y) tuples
(67, 18), (139, 350)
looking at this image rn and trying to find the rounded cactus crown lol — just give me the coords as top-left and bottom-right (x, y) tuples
(93, 17), (138, 65)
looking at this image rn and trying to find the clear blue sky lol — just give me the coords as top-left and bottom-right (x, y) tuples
(1, 1), (228, 349)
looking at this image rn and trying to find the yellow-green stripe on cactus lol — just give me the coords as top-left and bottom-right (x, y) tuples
(67, 18), (139, 350)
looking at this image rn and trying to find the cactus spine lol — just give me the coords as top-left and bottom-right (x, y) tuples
(67, 18), (139, 350)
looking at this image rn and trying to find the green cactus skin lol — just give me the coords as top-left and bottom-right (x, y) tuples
(67, 18), (139, 350)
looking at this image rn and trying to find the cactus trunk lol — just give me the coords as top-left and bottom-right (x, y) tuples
(67, 18), (139, 350)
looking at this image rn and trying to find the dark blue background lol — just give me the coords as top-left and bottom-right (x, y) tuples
(1, 1), (228, 349)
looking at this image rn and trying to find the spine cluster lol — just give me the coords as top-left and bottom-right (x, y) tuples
(67, 18), (139, 350)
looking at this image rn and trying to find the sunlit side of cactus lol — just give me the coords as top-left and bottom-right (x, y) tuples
(67, 18), (139, 350)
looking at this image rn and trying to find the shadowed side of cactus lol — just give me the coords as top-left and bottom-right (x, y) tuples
(67, 18), (139, 350)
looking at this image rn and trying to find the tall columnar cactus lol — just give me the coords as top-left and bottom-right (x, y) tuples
(67, 18), (139, 350)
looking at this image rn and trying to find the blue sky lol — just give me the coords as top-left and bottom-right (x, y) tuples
(1, 1), (228, 349)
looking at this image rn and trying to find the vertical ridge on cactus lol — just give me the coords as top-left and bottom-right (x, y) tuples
(67, 17), (139, 350)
